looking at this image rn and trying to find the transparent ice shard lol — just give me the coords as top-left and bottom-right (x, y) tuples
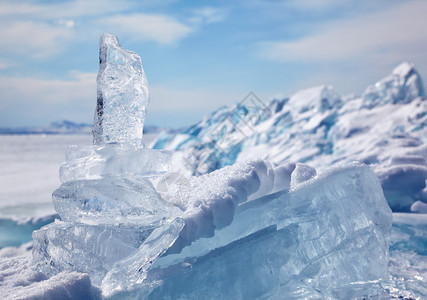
(32, 220), (155, 286)
(34, 158), (392, 298)
(148, 163), (392, 299)
(101, 219), (185, 297)
(59, 144), (172, 183)
(53, 177), (181, 226)
(93, 33), (149, 146)
(147, 225), (299, 299)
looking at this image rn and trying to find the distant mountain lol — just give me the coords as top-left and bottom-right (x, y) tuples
(0, 120), (92, 135)
(153, 62), (427, 213)
(0, 121), (165, 135)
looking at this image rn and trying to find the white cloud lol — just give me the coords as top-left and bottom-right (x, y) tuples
(0, 71), (96, 106)
(189, 7), (229, 25)
(0, 0), (121, 58)
(0, 71), (97, 126)
(0, 0), (132, 19)
(0, 60), (8, 70)
(99, 13), (192, 45)
(0, 0), (194, 58)
(283, 0), (351, 10)
(58, 19), (75, 28)
(261, 0), (427, 65)
(243, 0), (353, 12)
(0, 20), (75, 58)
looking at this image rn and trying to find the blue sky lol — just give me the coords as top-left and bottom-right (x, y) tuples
(0, 0), (426, 128)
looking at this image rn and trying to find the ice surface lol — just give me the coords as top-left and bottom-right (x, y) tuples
(4, 213), (424, 299)
(60, 144), (171, 183)
(133, 163), (392, 298)
(0, 215), (56, 248)
(32, 220), (155, 285)
(53, 177), (180, 226)
(93, 33), (149, 146)
(33, 158), (393, 298)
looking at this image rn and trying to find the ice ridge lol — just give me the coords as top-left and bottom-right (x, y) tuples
(153, 62), (427, 212)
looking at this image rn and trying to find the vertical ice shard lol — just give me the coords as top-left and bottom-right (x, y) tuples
(93, 33), (149, 146)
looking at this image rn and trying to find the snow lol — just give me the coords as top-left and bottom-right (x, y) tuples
(0, 254), (101, 300)
(0, 134), (91, 222)
(155, 62), (427, 212)
(289, 162), (316, 189)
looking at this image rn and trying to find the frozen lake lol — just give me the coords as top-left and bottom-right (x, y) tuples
(0, 133), (158, 222)
(0, 134), (92, 221)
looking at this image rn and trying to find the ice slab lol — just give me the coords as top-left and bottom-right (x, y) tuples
(32, 220), (155, 286)
(34, 160), (392, 298)
(53, 177), (181, 226)
(6, 213), (424, 299)
(287, 85), (341, 113)
(111, 163), (391, 298)
(60, 144), (172, 183)
(93, 33), (149, 146)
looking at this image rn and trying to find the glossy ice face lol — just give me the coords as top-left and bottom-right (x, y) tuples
(93, 33), (149, 146)
(33, 157), (393, 298)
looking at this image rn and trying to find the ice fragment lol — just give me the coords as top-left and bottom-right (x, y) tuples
(93, 33), (149, 146)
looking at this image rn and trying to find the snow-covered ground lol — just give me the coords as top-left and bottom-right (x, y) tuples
(0, 134), (425, 299)
(1, 61), (426, 298)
